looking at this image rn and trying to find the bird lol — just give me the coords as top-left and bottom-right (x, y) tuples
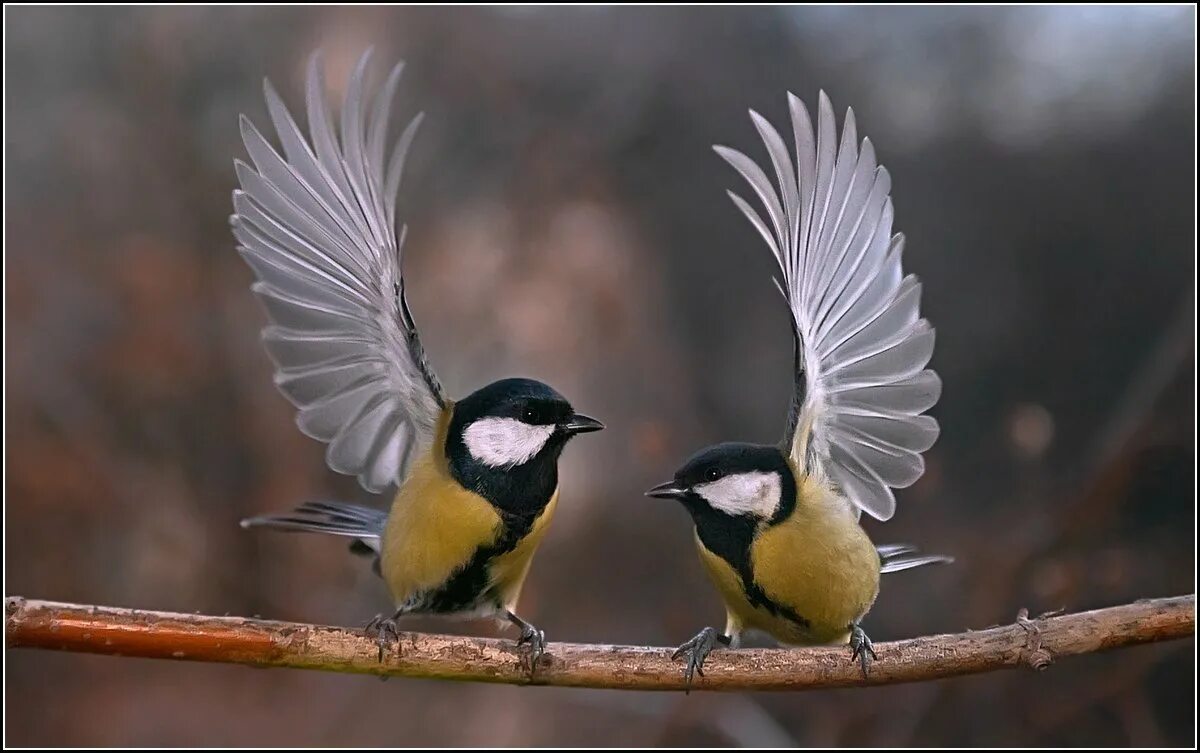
(230, 50), (603, 669)
(646, 91), (951, 686)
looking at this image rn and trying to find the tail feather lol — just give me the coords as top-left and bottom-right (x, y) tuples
(876, 543), (918, 558)
(293, 501), (388, 529)
(241, 500), (387, 552)
(877, 543), (954, 574)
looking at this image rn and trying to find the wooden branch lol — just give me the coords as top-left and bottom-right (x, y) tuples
(5, 595), (1193, 692)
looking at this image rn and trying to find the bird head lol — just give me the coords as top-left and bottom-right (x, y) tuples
(450, 377), (603, 471)
(646, 442), (793, 522)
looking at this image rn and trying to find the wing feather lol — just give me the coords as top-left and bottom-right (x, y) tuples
(232, 51), (446, 493)
(716, 93), (941, 520)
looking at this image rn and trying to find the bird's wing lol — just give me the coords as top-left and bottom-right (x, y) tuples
(715, 92), (940, 521)
(231, 51), (446, 494)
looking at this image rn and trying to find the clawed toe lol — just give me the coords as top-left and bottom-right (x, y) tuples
(506, 611), (549, 675)
(516, 624), (547, 672)
(364, 613), (401, 663)
(849, 624), (877, 677)
(672, 627), (727, 692)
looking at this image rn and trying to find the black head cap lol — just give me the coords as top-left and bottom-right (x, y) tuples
(645, 442), (793, 517)
(446, 377), (602, 515)
(453, 378), (602, 433)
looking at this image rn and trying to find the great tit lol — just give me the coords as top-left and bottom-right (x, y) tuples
(647, 92), (951, 684)
(231, 51), (603, 668)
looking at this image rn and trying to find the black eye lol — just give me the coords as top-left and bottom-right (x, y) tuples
(704, 467), (723, 482)
(522, 408), (537, 422)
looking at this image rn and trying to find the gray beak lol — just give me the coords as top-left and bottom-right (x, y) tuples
(645, 480), (687, 499)
(562, 413), (605, 435)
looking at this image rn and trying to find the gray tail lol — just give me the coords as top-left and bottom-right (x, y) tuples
(240, 501), (387, 553)
(877, 543), (954, 574)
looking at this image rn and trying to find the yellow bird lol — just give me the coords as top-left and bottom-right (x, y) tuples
(647, 92), (950, 684)
(233, 51), (602, 668)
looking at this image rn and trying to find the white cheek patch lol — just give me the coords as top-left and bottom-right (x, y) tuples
(462, 417), (556, 468)
(695, 471), (783, 518)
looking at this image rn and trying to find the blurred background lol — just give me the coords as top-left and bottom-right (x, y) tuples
(4, 5), (1195, 746)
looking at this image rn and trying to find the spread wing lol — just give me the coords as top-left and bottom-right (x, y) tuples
(231, 51), (446, 494)
(716, 92), (940, 521)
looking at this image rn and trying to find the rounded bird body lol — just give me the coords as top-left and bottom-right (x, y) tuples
(380, 379), (582, 620)
(694, 458), (881, 647)
(653, 443), (883, 648)
(232, 53), (602, 667)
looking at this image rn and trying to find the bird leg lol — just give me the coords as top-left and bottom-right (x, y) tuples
(849, 622), (877, 677)
(672, 626), (731, 692)
(364, 611), (404, 663)
(506, 611), (547, 674)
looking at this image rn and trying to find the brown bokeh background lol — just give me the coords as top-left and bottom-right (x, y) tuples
(4, 6), (1195, 746)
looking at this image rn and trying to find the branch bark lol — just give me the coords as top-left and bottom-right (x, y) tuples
(5, 594), (1193, 691)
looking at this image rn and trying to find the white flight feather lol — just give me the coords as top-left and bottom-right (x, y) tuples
(232, 50), (445, 494)
(716, 92), (941, 521)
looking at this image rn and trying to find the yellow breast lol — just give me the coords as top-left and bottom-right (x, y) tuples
(694, 473), (881, 646)
(752, 474), (881, 643)
(377, 407), (561, 612)
(488, 489), (559, 611)
(694, 534), (796, 641)
(379, 407), (501, 606)
(379, 457), (501, 606)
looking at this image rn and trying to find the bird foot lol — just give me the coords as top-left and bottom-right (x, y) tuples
(515, 622), (547, 673)
(672, 626), (730, 692)
(849, 623), (877, 677)
(506, 611), (547, 675)
(364, 612), (402, 663)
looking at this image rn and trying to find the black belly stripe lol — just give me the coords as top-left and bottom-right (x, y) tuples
(744, 580), (811, 629)
(692, 508), (811, 630)
(410, 504), (546, 614)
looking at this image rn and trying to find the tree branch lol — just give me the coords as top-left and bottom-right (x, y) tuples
(5, 595), (1193, 691)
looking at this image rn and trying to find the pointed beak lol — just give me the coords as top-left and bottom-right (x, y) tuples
(562, 413), (605, 435)
(645, 480), (687, 500)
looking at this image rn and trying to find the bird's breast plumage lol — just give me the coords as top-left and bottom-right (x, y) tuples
(380, 444), (503, 608)
(378, 405), (560, 615)
(486, 489), (559, 610)
(695, 474), (881, 645)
